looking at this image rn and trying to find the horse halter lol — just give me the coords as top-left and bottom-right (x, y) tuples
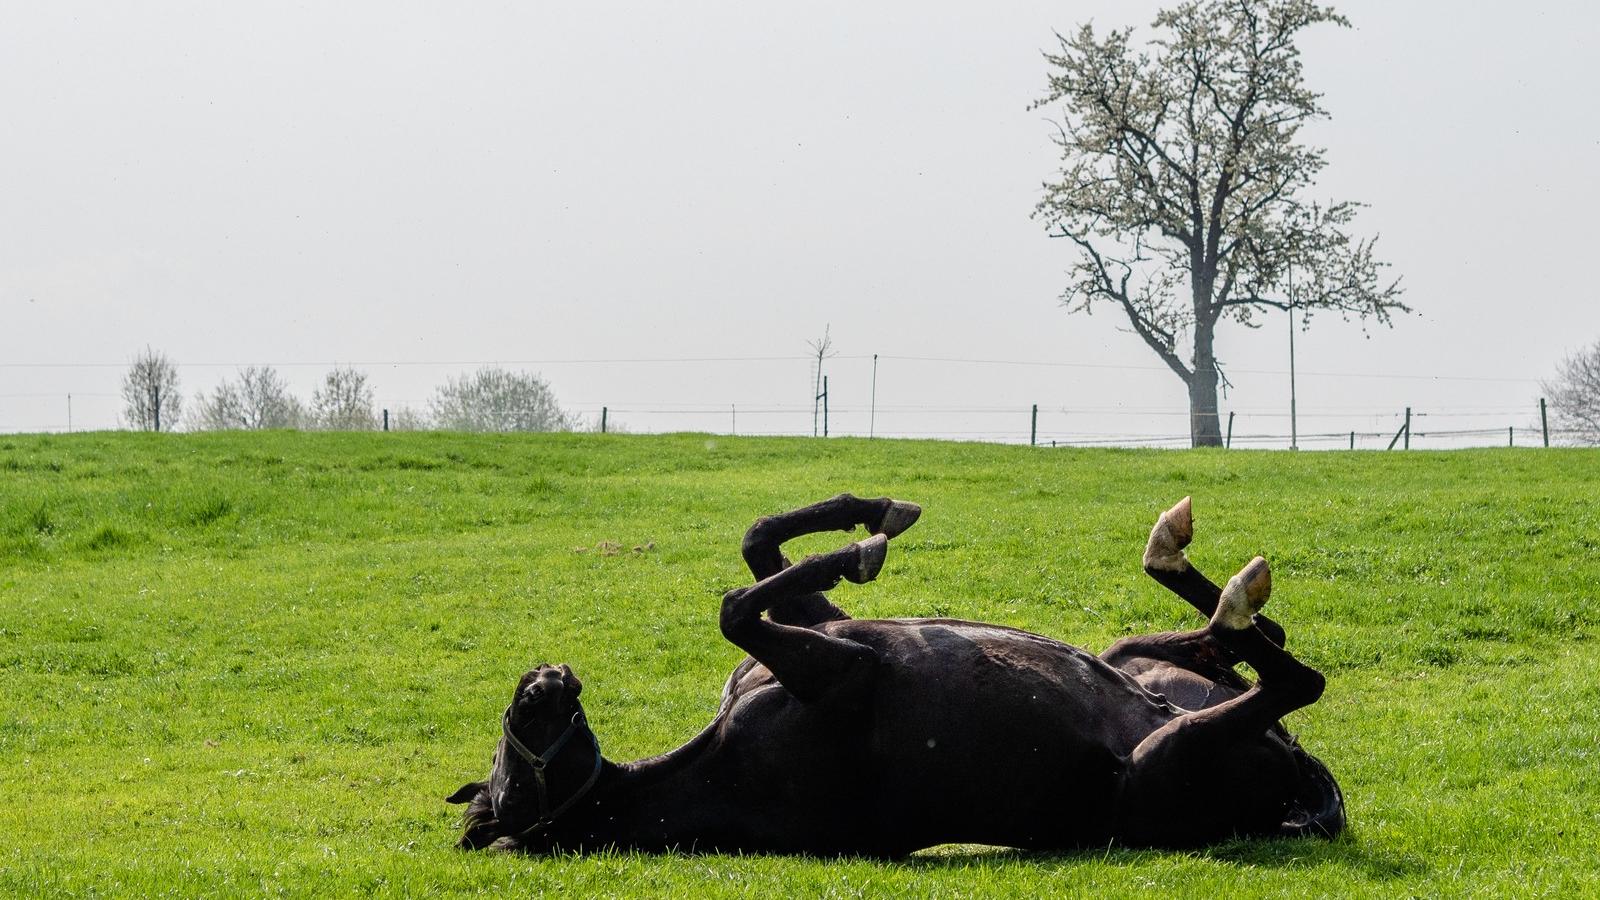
(496, 705), (604, 838)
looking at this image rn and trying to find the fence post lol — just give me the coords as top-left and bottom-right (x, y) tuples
(1540, 398), (1549, 447)
(1386, 417), (1406, 451)
(869, 354), (878, 438)
(1226, 411), (1234, 449)
(1404, 407), (1411, 450)
(1349, 430), (1354, 450)
(823, 376), (829, 437)
(382, 409), (389, 432)
(601, 407), (608, 434)
(1509, 426), (1514, 447)
(1030, 404), (1038, 446)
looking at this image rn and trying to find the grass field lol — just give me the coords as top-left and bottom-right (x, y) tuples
(2, 431), (1597, 897)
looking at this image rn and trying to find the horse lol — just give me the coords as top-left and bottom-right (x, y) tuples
(447, 495), (1344, 855)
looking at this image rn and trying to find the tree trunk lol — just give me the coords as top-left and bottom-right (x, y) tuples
(1189, 323), (1223, 447)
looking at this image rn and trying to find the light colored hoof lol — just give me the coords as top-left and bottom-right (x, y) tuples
(1142, 496), (1194, 573)
(877, 500), (922, 538)
(1214, 556), (1272, 630)
(847, 533), (889, 584)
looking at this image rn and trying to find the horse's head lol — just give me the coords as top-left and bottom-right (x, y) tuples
(447, 663), (600, 851)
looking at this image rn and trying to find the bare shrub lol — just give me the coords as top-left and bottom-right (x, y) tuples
(428, 368), (575, 432)
(1543, 340), (1600, 445)
(194, 366), (306, 430)
(312, 368), (377, 431)
(389, 405), (432, 431)
(121, 346), (183, 432)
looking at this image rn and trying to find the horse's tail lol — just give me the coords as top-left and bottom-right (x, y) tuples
(1278, 742), (1346, 839)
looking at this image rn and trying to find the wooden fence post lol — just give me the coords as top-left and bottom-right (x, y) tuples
(1540, 398), (1549, 447)
(1030, 404), (1038, 446)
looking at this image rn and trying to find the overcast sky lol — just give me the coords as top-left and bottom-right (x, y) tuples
(3, 1), (1596, 446)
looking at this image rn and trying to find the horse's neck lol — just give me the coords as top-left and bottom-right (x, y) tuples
(539, 698), (739, 850)
(564, 751), (724, 851)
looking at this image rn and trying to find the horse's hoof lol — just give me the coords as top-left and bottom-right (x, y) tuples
(1214, 556), (1271, 630)
(876, 501), (922, 538)
(1142, 496), (1193, 573)
(847, 533), (890, 584)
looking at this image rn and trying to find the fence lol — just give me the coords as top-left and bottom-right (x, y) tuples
(0, 355), (1591, 449)
(567, 400), (1577, 450)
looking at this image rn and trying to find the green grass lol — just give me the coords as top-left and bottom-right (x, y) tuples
(1, 431), (1597, 897)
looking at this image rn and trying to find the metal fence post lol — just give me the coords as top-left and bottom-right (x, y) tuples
(823, 377), (829, 437)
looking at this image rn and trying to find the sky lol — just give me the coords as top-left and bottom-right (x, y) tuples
(3, 1), (1597, 447)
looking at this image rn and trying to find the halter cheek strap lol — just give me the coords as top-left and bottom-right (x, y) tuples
(496, 707), (605, 838)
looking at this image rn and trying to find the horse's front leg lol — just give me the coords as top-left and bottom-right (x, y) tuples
(719, 535), (886, 705)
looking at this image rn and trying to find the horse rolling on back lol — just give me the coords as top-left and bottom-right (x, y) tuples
(447, 495), (1344, 856)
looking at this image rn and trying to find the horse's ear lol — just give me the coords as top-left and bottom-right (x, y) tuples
(447, 781), (487, 804)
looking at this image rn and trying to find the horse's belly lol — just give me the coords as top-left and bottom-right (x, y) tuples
(863, 696), (1130, 849)
(842, 619), (1172, 849)
(716, 619), (1179, 852)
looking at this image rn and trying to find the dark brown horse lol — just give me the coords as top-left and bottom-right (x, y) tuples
(447, 495), (1343, 855)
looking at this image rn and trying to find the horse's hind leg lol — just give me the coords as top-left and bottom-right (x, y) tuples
(1143, 497), (1286, 647)
(741, 494), (920, 627)
(1118, 557), (1326, 844)
(719, 535), (886, 705)
(1100, 628), (1251, 710)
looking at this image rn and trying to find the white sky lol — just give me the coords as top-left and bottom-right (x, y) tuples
(3, 1), (1596, 446)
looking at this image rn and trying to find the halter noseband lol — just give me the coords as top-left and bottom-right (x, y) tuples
(496, 706), (604, 838)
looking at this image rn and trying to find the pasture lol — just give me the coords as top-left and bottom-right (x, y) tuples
(2, 431), (1597, 897)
